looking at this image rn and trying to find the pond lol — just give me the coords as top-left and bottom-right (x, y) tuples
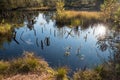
(0, 11), (120, 72)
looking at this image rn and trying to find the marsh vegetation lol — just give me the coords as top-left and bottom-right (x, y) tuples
(0, 0), (120, 80)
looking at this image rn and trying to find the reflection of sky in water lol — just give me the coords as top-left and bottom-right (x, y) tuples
(96, 24), (107, 36)
(0, 13), (113, 71)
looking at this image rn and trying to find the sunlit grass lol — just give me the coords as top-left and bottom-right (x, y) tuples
(0, 52), (70, 80)
(55, 10), (102, 27)
(0, 23), (11, 34)
(63, 10), (101, 20)
(56, 67), (69, 80)
(0, 52), (56, 79)
(0, 52), (71, 80)
(0, 51), (120, 79)
(9, 52), (49, 74)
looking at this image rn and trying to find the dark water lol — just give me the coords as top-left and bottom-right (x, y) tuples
(0, 11), (120, 72)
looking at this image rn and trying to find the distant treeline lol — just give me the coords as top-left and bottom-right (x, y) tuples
(0, 0), (104, 10)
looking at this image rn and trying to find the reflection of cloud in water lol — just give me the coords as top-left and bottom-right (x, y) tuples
(95, 24), (107, 40)
(76, 53), (85, 60)
(96, 24), (106, 36)
(26, 39), (33, 45)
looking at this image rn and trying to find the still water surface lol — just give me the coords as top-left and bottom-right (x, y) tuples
(0, 11), (119, 71)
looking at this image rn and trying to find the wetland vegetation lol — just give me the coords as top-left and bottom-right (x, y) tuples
(0, 0), (120, 80)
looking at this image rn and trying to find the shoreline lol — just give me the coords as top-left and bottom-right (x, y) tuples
(0, 7), (100, 12)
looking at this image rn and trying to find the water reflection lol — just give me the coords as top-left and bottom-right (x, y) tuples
(64, 46), (72, 56)
(65, 29), (74, 39)
(44, 37), (50, 46)
(0, 11), (119, 71)
(41, 40), (44, 50)
(96, 24), (106, 36)
(13, 30), (19, 44)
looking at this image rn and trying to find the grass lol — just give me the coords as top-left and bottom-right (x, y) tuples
(63, 10), (101, 20)
(0, 23), (11, 35)
(0, 23), (13, 49)
(0, 52), (70, 80)
(18, 7), (55, 11)
(73, 53), (120, 80)
(9, 52), (50, 74)
(0, 52), (56, 79)
(0, 51), (120, 80)
(55, 10), (102, 27)
(56, 67), (69, 80)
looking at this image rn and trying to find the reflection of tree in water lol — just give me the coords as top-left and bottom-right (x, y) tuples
(42, 11), (54, 24)
(0, 11), (40, 48)
(41, 40), (44, 50)
(64, 46), (71, 56)
(26, 13), (37, 36)
(76, 46), (85, 60)
(99, 48), (120, 80)
(96, 30), (120, 52)
(73, 26), (81, 37)
(96, 40), (108, 52)
(0, 11), (39, 26)
(44, 37), (50, 46)
(0, 34), (12, 49)
(12, 29), (19, 44)
(65, 29), (74, 39)
(95, 29), (120, 80)
(39, 37), (50, 50)
(0, 11), (50, 49)
(27, 19), (35, 30)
